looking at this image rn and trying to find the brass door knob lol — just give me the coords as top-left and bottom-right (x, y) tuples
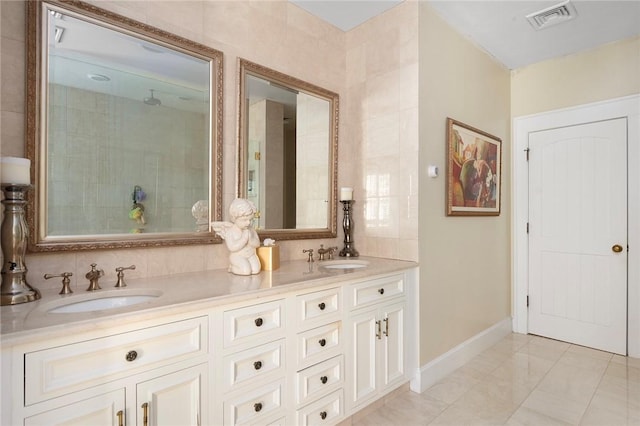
(612, 244), (624, 253)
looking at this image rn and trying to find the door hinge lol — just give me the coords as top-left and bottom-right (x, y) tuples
(526, 295), (529, 307)
(524, 148), (530, 161)
(526, 222), (529, 234)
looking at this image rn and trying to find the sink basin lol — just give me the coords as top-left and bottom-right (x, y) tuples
(320, 260), (369, 270)
(46, 289), (162, 314)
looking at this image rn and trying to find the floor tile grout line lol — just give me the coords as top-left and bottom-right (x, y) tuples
(429, 334), (537, 425)
(575, 354), (616, 426)
(503, 337), (576, 425)
(498, 334), (568, 425)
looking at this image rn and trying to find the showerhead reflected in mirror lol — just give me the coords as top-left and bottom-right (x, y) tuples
(144, 89), (162, 106)
(238, 59), (339, 241)
(26, 0), (224, 251)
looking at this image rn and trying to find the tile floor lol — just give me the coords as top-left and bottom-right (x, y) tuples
(350, 333), (640, 425)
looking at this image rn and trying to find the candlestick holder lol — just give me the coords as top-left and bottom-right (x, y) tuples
(1, 184), (40, 305)
(339, 200), (359, 258)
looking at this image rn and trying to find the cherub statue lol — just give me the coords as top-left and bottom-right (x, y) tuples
(212, 198), (261, 276)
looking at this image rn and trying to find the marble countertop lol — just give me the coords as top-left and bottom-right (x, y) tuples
(1, 256), (417, 346)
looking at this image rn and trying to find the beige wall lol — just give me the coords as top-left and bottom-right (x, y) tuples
(417, 3), (512, 365)
(512, 36), (640, 117)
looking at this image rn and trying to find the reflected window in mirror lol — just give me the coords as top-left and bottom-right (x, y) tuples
(27, 0), (224, 251)
(238, 59), (338, 241)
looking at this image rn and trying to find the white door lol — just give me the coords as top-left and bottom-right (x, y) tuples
(528, 118), (627, 355)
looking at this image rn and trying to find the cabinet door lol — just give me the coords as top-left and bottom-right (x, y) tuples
(24, 389), (125, 426)
(136, 363), (207, 426)
(347, 308), (378, 408)
(381, 302), (405, 390)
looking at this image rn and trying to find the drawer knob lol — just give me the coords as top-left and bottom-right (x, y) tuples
(320, 411), (328, 420)
(254, 402), (263, 412)
(255, 317), (264, 327)
(378, 288), (385, 295)
(320, 375), (328, 384)
(319, 338), (327, 347)
(254, 360), (263, 370)
(125, 350), (138, 362)
(318, 302), (326, 310)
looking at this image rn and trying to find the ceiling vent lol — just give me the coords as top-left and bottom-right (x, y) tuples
(526, 1), (578, 30)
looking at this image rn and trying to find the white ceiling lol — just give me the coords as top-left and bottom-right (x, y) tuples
(290, 0), (640, 69)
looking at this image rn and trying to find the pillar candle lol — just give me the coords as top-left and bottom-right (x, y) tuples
(0, 157), (31, 185)
(340, 187), (353, 201)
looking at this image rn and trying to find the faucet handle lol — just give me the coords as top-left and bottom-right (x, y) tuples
(44, 272), (74, 295)
(302, 249), (314, 262)
(327, 246), (338, 260)
(115, 265), (136, 288)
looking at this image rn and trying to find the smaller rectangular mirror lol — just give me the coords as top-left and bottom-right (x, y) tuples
(238, 59), (338, 240)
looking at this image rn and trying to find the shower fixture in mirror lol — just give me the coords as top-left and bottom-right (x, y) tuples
(238, 59), (338, 240)
(26, 0), (224, 251)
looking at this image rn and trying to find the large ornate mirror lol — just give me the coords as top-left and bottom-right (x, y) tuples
(238, 59), (338, 240)
(26, 0), (223, 251)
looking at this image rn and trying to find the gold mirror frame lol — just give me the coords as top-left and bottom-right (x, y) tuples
(237, 59), (338, 241)
(26, 0), (224, 251)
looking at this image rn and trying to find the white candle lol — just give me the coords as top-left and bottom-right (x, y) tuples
(0, 157), (31, 185)
(340, 187), (353, 201)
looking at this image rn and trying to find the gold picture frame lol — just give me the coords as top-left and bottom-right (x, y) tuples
(446, 118), (502, 216)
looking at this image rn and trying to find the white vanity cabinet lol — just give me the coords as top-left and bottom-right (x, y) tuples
(136, 363), (208, 426)
(292, 286), (345, 425)
(215, 299), (288, 426)
(23, 389), (126, 426)
(2, 259), (418, 426)
(345, 274), (406, 412)
(12, 316), (209, 426)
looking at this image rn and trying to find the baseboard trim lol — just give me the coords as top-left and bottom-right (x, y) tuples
(409, 317), (512, 393)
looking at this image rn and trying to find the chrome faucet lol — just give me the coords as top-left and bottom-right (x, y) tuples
(317, 245), (338, 261)
(85, 263), (104, 291)
(317, 245), (328, 261)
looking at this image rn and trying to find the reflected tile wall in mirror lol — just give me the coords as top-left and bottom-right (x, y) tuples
(47, 84), (208, 235)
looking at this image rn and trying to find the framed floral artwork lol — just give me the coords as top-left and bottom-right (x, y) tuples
(446, 118), (502, 216)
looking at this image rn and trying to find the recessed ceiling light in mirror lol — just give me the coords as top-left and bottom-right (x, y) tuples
(87, 73), (110, 82)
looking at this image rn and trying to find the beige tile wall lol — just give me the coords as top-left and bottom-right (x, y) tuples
(296, 92), (330, 229)
(344, 1), (420, 261)
(47, 84), (208, 235)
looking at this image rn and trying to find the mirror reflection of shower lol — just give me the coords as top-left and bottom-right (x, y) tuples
(144, 89), (162, 106)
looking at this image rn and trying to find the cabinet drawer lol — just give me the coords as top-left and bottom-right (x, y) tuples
(222, 339), (285, 393)
(297, 321), (341, 369)
(224, 379), (284, 425)
(296, 355), (343, 406)
(296, 287), (341, 330)
(296, 389), (343, 426)
(348, 275), (404, 310)
(223, 299), (285, 348)
(25, 316), (207, 405)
